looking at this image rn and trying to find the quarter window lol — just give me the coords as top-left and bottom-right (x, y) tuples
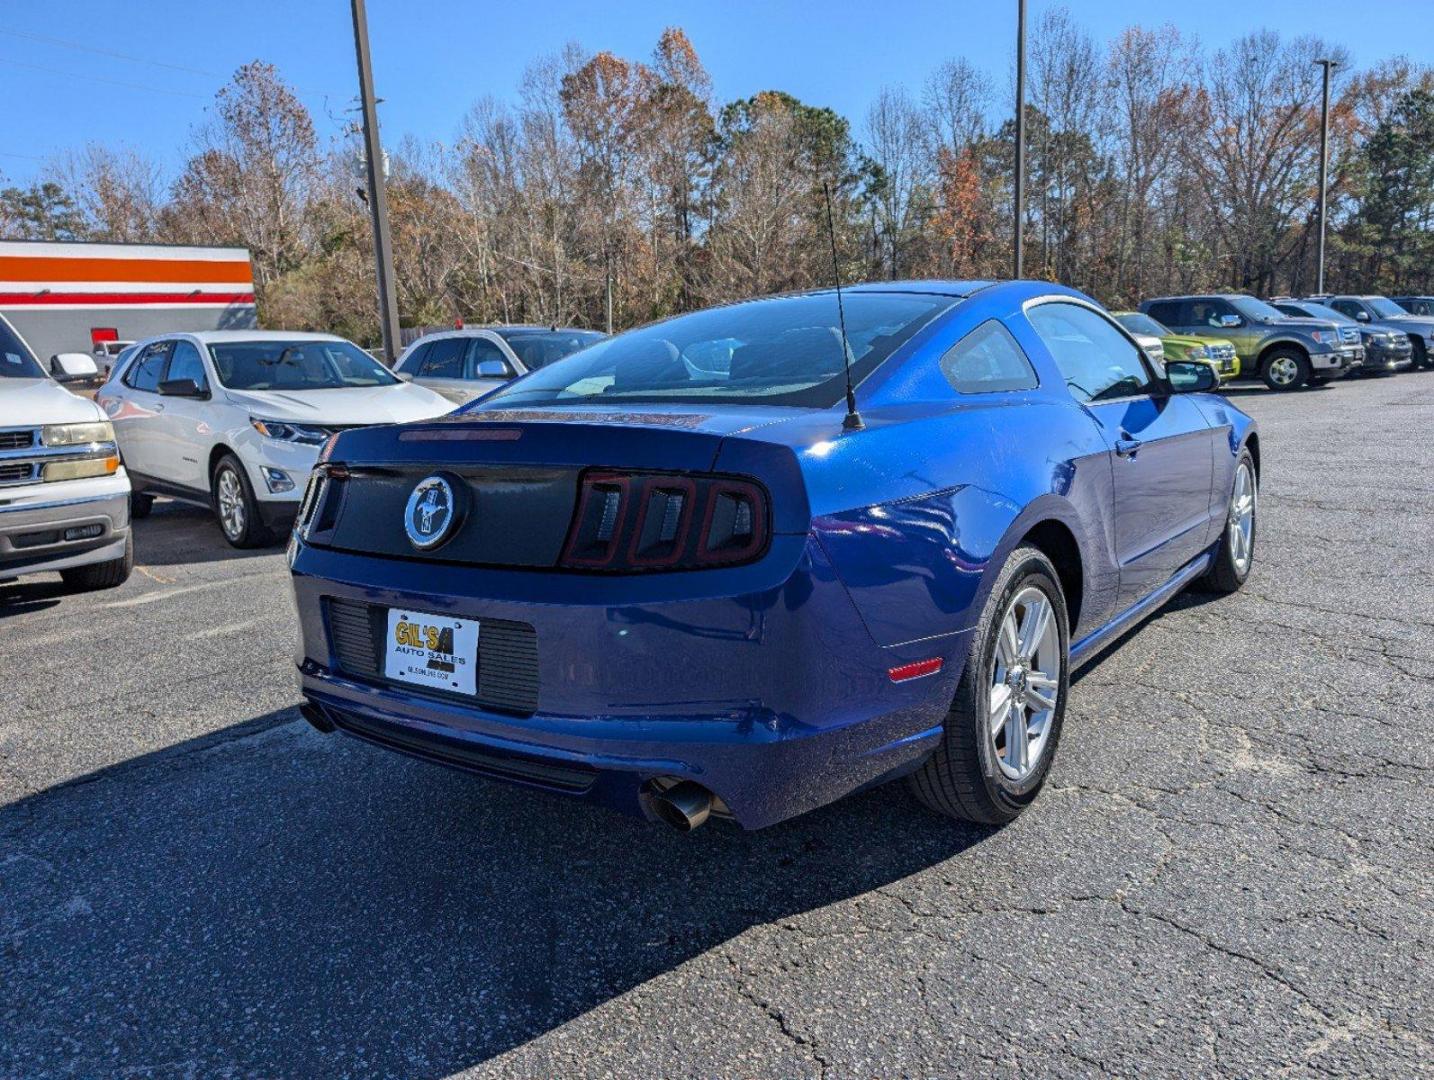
(939, 320), (1038, 394)
(125, 342), (171, 393)
(1028, 302), (1153, 404)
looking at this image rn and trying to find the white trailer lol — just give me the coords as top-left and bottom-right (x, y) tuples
(0, 240), (258, 372)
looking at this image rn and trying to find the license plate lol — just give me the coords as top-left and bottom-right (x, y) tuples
(384, 608), (479, 695)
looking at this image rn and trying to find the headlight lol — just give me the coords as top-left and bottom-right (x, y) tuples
(42, 455), (120, 481)
(250, 417), (330, 446)
(1310, 330), (1332, 345)
(42, 421), (114, 447)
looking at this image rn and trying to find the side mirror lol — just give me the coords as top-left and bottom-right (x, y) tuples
(50, 352), (99, 382)
(158, 377), (208, 398)
(1216, 314), (1242, 329)
(1355, 310), (1370, 322)
(1165, 360), (1218, 394)
(475, 359), (511, 378)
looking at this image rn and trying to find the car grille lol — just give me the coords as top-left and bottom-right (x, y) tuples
(1339, 327), (1360, 344)
(0, 462), (36, 485)
(324, 597), (540, 716)
(0, 428), (36, 451)
(1208, 344), (1237, 372)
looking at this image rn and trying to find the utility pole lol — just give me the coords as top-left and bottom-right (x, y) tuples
(1013, 0), (1027, 280)
(350, 0), (401, 364)
(1314, 58), (1337, 295)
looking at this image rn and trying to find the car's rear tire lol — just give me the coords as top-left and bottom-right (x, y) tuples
(212, 454), (275, 549)
(908, 545), (1070, 826)
(1196, 450), (1257, 594)
(59, 532), (133, 592)
(129, 492), (153, 519)
(1260, 348), (1310, 391)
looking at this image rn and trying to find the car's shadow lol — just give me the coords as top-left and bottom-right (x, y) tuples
(1, 711), (992, 1077)
(133, 499), (283, 567)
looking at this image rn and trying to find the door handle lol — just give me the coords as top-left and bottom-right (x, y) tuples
(1114, 432), (1140, 458)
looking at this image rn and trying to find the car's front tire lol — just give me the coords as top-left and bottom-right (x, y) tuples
(1260, 348), (1310, 391)
(1196, 450), (1257, 594)
(212, 454), (275, 549)
(59, 532), (133, 592)
(1411, 338), (1431, 371)
(908, 545), (1070, 826)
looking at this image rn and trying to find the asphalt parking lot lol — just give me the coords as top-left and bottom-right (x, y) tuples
(2, 374), (1432, 1079)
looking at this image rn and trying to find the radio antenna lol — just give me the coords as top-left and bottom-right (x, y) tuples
(823, 180), (863, 432)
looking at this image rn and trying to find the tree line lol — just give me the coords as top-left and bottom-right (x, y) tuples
(3, 15), (1433, 345)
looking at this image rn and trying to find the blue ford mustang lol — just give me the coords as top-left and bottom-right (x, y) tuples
(288, 280), (1258, 830)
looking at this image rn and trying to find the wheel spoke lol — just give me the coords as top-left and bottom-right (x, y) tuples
(990, 684), (1012, 734)
(1016, 598), (1050, 660)
(997, 613), (1019, 665)
(1026, 686), (1057, 712)
(1006, 706), (1029, 772)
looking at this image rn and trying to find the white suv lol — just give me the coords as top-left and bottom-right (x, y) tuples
(98, 331), (451, 548)
(1, 315), (132, 593)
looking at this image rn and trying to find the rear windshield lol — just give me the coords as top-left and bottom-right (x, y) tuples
(475, 291), (954, 409)
(0, 319), (44, 379)
(209, 339), (398, 391)
(494, 329), (605, 371)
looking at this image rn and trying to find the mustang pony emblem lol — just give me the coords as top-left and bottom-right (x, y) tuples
(404, 475), (459, 550)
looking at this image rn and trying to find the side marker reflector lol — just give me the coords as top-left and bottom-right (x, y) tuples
(888, 657), (943, 683)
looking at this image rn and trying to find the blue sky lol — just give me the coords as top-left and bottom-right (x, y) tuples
(1, 0), (1430, 185)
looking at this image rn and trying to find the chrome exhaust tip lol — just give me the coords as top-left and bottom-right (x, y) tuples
(649, 780), (713, 831)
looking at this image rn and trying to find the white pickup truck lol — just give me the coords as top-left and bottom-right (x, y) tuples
(0, 314), (132, 592)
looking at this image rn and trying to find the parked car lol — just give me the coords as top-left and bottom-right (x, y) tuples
(98, 331), (452, 548)
(288, 280), (1257, 832)
(1140, 294), (1357, 390)
(395, 326), (606, 405)
(0, 314), (132, 593)
(1112, 311), (1240, 382)
(1271, 299), (1412, 375)
(1390, 296), (1434, 318)
(1307, 294), (1434, 370)
(92, 339), (135, 379)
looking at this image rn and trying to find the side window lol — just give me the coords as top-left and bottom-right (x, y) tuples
(1028, 302), (1153, 404)
(1331, 299), (1362, 320)
(124, 342), (172, 393)
(939, 320), (1038, 394)
(1146, 301), (1181, 326)
(165, 340), (208, 389)
(399, 343), (429, 374)
(418, 338), (466, 379)
(467, 337), (514, 377)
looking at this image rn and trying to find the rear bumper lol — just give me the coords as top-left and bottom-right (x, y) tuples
(289, 538), (966, 829)
(0, 475), (131, 578)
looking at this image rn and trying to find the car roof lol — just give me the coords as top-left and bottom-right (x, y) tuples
(183, 329), (351, 344)
(843, 279), (996, 297)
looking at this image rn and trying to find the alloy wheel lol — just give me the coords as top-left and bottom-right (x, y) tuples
(1268, 356), (1299, 386)
(217, 468), (246, 540)
(990, 586), (1062, 782)
(1228, 461), (1256, 574)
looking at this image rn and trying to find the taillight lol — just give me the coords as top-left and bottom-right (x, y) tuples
(295, 462), (347, 541)
(560, 470), (769, 572)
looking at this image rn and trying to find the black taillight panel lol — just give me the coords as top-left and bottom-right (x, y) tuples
(560, 470), (770, 572)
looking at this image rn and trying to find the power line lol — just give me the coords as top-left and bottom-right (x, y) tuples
(0, 55), (210, 99)
(0, 26), (222, 78)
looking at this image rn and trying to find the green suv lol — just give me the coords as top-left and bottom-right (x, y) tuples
(1141, 294), (1356, 391)
(1112, 311), (1240, 383)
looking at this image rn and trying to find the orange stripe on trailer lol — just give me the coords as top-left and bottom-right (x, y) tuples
(0, 255), (253, 286)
